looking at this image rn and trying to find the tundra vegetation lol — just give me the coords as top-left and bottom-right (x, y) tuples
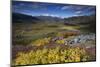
(12, 13), (96, 66)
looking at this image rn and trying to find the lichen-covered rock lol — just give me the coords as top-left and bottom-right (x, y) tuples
(64, 33), (95, 45)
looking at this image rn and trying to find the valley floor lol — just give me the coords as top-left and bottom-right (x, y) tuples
(12, 23), (96, 66)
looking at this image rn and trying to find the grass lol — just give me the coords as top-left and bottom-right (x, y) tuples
(60, 26), (80, 30)
(12, 22), (96, 66)
(13, 22), (81, 45)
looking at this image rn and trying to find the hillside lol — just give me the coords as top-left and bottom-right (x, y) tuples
(12, 13), (64, 23)
(12, 13), (40, 23)
(64, 14), (96, 25)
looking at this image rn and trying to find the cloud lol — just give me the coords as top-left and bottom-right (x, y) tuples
(73, 10), (83, 16)
(61, 6), (69, 10)
(42, 13), (50, 16)
(73, 15), (79, 17)
(73, 14), (82, 16)
(85, 6), (96, 12)
(15, 2), (47, 10)
(61, 5), (86, 11)
(41, 13), (61, 17)
(75, 11), (82, 14)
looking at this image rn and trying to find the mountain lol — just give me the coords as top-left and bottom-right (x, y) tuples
(35, 16), (64, 22)
(64, 14), (96, 25)
(12, 13), (64, 23)
(12, 12), (96, 27)
(12, 13), (40, 23)
(64, 14), (96, 32)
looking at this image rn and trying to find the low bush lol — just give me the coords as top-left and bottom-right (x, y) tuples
(13, 46), (90, 65)
(55, 39), (65, 45)
(57, 31), (80, 38)
(30, 37), (51, 46)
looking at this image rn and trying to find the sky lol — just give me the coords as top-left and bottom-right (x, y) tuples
(12, 1), (96, 18)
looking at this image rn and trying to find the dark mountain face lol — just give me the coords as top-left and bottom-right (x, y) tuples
(12, 13), (40, 23)
(12, 12), (95, 27)
(12, 13), (64, 23)
(64, 14), (96, 32)
(35, 16), (64, 22)
(64, 15), (96, 25)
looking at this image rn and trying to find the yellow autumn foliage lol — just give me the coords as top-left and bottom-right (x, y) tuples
(55, 39), (65, 44)
(31, 37), (51, 46)
(13, 46), (90, 65)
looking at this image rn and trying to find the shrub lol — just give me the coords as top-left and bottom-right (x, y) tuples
(55, 39), (65, 45)
(13, 46), (90, 65)
(31, 37), (51, 46)
(57, 31), (80, 38)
